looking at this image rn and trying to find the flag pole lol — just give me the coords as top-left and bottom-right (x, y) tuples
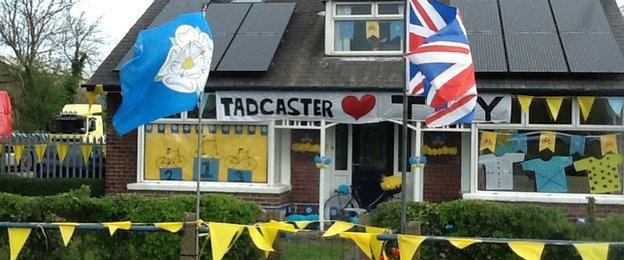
(195, 93), (204, 259)
(400, 0), (410, 234)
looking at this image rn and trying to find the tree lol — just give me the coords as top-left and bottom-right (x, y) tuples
(0, 0), (102, 131)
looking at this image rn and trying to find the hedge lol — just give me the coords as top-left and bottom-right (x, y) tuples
(0, 174), (105, 197)
(0, 186), (262, 259)
(371, 200), (624, 259)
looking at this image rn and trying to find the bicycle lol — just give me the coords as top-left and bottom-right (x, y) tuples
(324, 176), (402, 222)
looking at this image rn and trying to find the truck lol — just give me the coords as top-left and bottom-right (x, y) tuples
(48, 104), (105, 142)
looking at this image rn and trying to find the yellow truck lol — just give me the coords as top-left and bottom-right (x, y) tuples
(48, 104), (105, 142)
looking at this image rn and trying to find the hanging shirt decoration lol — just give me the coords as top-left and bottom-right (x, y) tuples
(338, 21), (355, 39)
(522, 157), (572, 193)
(390, 21), (403, 40)
(574, 155), (623, 194)
(479, 153), (525, 190)
(569, 135), (586, 156)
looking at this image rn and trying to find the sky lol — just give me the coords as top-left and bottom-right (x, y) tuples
(619, 0), (624, 6)
(73, 0), (153, 59)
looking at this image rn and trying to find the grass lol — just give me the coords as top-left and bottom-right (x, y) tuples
(277, 233), (358, 260)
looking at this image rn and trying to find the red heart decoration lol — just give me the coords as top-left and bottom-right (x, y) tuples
(341, 94), (376, 120)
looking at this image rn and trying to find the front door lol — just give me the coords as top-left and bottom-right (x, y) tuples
(352, 123), (394, 208)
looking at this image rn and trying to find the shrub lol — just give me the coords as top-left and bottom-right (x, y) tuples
(371, 199), (580, 259)
(0, 174), (105, 197)
(0, 187), (262, 259)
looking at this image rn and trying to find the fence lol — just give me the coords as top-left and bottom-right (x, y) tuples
(0, 133), (106, 179)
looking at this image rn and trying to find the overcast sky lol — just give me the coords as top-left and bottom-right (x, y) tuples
(73, 0), (153, 59)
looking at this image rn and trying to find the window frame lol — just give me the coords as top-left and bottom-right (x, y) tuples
(468, 97), (624, 204)
(132, 116), (289, 194)
(325, 1), (405, 56)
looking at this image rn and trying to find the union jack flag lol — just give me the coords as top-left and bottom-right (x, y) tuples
(406, 0), (477, 127)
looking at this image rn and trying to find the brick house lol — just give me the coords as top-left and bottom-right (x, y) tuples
(86, 0), (624, 219)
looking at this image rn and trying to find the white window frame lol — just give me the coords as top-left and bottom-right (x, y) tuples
(325, 1), (404, 56)
(130, 116), (290, 194)
(466, 97), (624, 205)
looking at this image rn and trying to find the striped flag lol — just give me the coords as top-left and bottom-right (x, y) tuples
(406, 0), (477, 127)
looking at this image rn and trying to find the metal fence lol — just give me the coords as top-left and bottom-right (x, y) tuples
(0, 133), (106, 179)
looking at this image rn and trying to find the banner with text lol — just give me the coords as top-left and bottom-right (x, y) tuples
(216, 92), (510, 124)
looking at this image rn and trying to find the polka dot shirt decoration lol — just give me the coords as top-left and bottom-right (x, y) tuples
(574, 155), (623, 194)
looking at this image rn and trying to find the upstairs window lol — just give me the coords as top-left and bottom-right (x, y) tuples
(326, 2), (404, 55)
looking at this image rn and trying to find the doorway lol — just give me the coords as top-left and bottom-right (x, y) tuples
(352, 122), (394, 208)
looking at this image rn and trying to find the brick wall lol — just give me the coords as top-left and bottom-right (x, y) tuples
(105, 93), (137, 194)
(289, 130), (320, 204)
(423, 133), (462, 203)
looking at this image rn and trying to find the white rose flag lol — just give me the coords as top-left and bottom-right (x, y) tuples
(113, 12), (214, 135)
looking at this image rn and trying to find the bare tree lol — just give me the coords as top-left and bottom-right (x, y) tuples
(0, 0), (103, 131)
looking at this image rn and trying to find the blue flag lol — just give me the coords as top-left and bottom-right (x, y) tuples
(113, 12), (214, 135)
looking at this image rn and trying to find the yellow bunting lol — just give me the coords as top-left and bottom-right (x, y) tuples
(600, 134), (618, 155)
(398, 235), (427, 260)
(208, 222), (244, 260)
(340, 232), (380, 260)
(577, 97), (595, 121)
(539, 131), (557, 152)
(86, 91), (96, 108)
(574, 243), (609, 260)
(261, 220), (297, 233)
(508, 242), (545, 260)
(102, 221), (132, 236)
(13, 144), (24, 163)
(94, 84), (105, 96)
(322, 221), (355, 237)
(8, 228), (31, 260)
(517, 95), (533, 113)
(294, 221), (313, 230)
(364, 227), (387, 259)
(34, 144), (46, 164)
(56, 144), (69, 164)
(366, 21), (380, 39)
(365, 226), (388, 235)
(55, 223), (79, 247)
(80, 145), (92, 164)
(545, 97), (564, 121)
(154, 222), (183, 233)
(480, 131), (497, 152)
(247, 227), (274, 252)
(102, 146), (107, 156)
(448, 238), (482, 249)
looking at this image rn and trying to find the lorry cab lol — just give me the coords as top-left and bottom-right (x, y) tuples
(49, 104), (104, 142)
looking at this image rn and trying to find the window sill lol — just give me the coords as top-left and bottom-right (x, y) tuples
(127, 182), (291, 194)
(463, 192), (624, 205)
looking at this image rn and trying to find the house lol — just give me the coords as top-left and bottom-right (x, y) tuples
(86, 0), (624, 219)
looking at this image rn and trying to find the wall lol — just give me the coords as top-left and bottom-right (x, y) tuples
(105, 93), (138, 194)
(289, 130), (320, 205)
(423, 132), (463, 203)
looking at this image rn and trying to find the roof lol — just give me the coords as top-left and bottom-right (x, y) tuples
(85, 0), (624, 95)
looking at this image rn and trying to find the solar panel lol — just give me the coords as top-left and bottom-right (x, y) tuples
(216, 3), (295, 72)
(205, 4), (252, 70)
(148, 1), (207, 27)
(560, 32), (624, 73)
(506, 33), (568, 72)
(550, 0), (624, 72)
(450, 0), (501, 33)
(500, 0), (556, 32)
(468, 33), (507, 72)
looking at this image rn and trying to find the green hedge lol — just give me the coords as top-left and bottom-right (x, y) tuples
(0, 174), (105, 197)
(0, 186), (262, 259)
(371, 200), (624, 259)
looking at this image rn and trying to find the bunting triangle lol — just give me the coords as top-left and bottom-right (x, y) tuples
(294, 221), (313, 230)
(517, 95), (533, 113)
(247, 227), (274, 252)
(322, 221), (355, 237)
(208, 222), (244, 260)
(13, 144), (24, 163)
(102, 221), (132, 236)
(55, 223), (80, 247)
(508, 242), (545, 260)
(94, 84), (105, 96)
(86, 91), (96, 108)
(606, 97), (624, 116)
(80, 145), (92, 164)
(34, 144), (46, 164)
(448, 238), (482, 249)
(398, 235), (426, 260)
(8, 228), (31, 260)
(577, 97), (595, 121)
(154, 222), (183, 233)
(56, 144), (69, 164)
(340, 232), (379, 259)
(574, 243), (609, 260)
(546, 97), (564, 121)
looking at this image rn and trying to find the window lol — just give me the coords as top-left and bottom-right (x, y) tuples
(580, 98), (623, 125)
(327, 1), (404, 55)
(477, 130), (623, 195)
(335, 124), (349, 170)
(529, 98), (572, 125)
